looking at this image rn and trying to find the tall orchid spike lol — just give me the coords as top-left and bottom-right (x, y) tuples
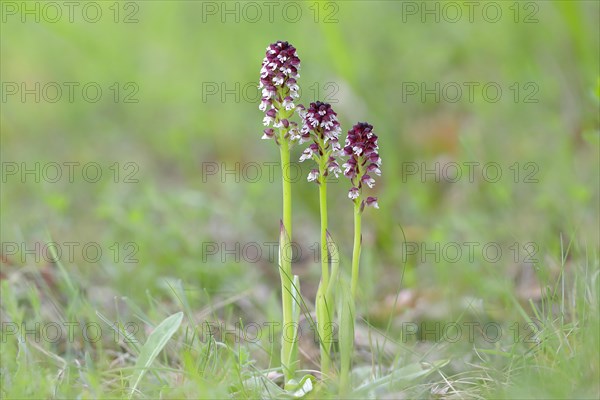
(258, 41), (301, 143)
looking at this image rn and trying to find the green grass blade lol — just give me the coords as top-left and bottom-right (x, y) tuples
(338, 278), (355, 393)
(356, 359), (449, 394)
(128, 311), (183, 398)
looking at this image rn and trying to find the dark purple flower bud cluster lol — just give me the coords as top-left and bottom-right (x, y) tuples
(259, 41), (301, 142)
(343, 122), (381, 209)
(298, 101), (342, 183)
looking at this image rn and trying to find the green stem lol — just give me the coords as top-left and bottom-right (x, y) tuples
(350, 201), (362, 298)
(317, 172), (331, 378)
(279, 139), (296, 383)
(280, 140), (292, 247)
(341, 200), (361, 394)
(319, 178), (329, 289)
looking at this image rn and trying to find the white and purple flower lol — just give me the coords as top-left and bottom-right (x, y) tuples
(343, 122), (381, 209)
(298, 101), (342, 183)
(258, 41), (301, 143)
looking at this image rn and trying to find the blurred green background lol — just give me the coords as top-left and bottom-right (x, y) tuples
(1, 1), (599, 396)
(2, 0), (597, 294)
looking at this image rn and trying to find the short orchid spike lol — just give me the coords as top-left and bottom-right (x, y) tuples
(298, 101), (342, 183)
(343, 122), (381, 209)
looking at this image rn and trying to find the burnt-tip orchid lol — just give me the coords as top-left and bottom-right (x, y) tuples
(258, 40), (302, 387)
(343, 122), (381, 209)
(298, 101), (342, 183)
(297, 101), (343, 378)
(259, 41), (301, 143)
